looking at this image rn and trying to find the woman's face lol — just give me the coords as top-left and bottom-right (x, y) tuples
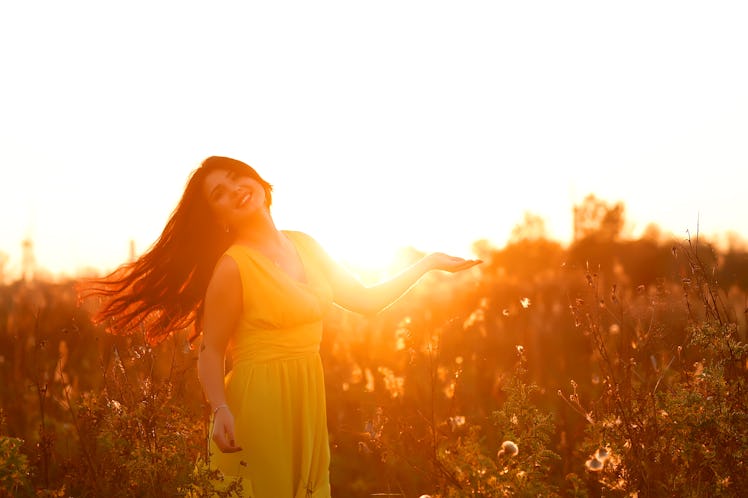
(202, 168), (268, 228)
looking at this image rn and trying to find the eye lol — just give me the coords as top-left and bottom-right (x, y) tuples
(210, 186), (225, 202)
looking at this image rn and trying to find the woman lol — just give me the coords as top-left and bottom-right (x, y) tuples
(87, 156), (480, 497)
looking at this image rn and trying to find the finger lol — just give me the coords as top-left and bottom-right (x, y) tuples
(224, 427), (241, 452)
(213, 425), (243, 453)
(451, 260), (482, 272)
(215, 436), (243, 453)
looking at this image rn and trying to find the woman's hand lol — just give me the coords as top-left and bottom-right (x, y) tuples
(424, 252), (482, 273)
(212, 406), (242, 453)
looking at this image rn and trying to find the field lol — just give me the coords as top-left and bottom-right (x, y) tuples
(1, 201), (747, 497)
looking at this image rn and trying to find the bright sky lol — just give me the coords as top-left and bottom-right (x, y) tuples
(1, 1), (747, 279)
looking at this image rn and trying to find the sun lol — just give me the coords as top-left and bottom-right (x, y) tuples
(273, 178), (486, 284)
(312, 229), (409, 283)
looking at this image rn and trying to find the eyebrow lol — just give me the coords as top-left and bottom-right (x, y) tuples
(208, 171), (230, 200)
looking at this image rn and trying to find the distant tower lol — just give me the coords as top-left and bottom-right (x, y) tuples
(21, 238), (36, 282)
(129, 239), (137, 262)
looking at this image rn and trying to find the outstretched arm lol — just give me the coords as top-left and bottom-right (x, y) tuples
(307, 236), (481, 315)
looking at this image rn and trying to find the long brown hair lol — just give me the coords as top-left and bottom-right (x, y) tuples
(80, 156), (273, 345)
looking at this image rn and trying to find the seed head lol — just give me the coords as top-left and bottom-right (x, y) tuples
(497, 440), (518, 458)
(585, 457), (603, 471)
(595, 446), (610, 462)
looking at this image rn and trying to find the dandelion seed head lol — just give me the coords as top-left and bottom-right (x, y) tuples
(595, 447), (610, 462)
(585, 457), (603, 471)
(498, 440), (518, 457)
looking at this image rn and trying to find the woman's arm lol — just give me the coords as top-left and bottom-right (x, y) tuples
(197, 254), (243, 453)
(306, 235), (481, 315)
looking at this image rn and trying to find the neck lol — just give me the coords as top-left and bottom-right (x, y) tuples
(232, 209), (283, 247)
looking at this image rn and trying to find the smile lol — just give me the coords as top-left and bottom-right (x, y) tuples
(237, 192), (252, 208)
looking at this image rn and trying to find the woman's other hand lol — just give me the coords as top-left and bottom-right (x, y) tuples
(212, 406), (243, 453)
(424, 253), (482, 273)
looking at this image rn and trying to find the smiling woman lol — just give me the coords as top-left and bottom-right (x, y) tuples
(79, 155), (480, 497)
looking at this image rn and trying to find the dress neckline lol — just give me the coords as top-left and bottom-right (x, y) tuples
(235, 231), (310, 286)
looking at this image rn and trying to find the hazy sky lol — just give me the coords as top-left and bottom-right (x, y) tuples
(1, 1), (746, 278)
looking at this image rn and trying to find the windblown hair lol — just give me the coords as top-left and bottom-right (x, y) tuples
(80, 156), (273, 345)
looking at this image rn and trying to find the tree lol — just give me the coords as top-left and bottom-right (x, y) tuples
(572, 194), (625, 242)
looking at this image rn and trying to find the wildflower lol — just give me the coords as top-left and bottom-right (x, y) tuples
(449, 415), (466, 431)
(497, 440), (518, 458)
(364, 368), (375, 392)
(443, 381), (456, 399)
(377, 366), (404, 398)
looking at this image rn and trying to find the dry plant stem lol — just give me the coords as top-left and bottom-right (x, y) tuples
(58, 351), (102, 494)
(588, 274), (641, 438)
(685, 232), (729, 324)
(417, 328), (462, 491)
(428, 341), (437, 464)
(33, 368), (50, 489)
(30, 312), (52, 490)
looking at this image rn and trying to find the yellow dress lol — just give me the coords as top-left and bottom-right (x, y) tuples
(209, 231), (334, 498)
